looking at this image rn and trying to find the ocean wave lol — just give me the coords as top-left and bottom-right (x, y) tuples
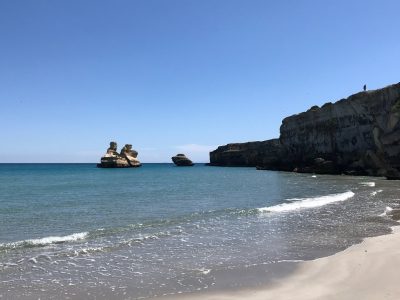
(1, 208), (257, 253)
(258, 191), (355, 213)
(26, 232), (88, 245)
(379, 206), (393, 217)
(195, 268), (211, 275)
(371, 190), (383, 196)
(276, 259), (304, 263)
(0, 232), (88, 251)
(361, 182), (375, 187)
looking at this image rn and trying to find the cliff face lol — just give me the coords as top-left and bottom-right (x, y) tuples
(209, 82), (400, 177)
(280, 83), (400, 176)
(209, 139), (287, 168)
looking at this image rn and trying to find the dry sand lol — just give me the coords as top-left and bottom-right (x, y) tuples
(176, 226), (400, 300)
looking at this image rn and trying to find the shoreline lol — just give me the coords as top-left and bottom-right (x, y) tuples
(165, 225), (400, 300)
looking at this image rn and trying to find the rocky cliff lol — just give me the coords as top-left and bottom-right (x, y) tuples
(209, 139), (287, 169)
(209, 82), (400, 178)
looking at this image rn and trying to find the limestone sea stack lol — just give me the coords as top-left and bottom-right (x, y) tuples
(97, 142), (141, 168)
(172, 154), (194, 166)
(210, 82), (400, 179)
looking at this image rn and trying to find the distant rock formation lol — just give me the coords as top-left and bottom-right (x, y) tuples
(106, 141), (119, 156)
(120, 144), (141, 167)
(97, 142), (141, 168)
(172, 154), (194, 166)
(210, 82), (400, 179)
(210, 139), (286, 169)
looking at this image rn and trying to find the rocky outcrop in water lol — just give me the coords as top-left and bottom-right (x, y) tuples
(120, 144), (141, 167)
(97, 142), (141, 168)
(210, 82), (400, 178)
(172, 154), (194, 166)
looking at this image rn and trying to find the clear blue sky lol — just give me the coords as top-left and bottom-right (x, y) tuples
(1, 0), (399, 162)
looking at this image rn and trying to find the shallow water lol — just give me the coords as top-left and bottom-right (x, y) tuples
(0, 164), (399, 299)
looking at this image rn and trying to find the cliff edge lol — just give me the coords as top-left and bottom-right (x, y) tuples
(209, 82), (400, 178)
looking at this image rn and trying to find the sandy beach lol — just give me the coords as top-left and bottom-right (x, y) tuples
(175, 226), (400, 300)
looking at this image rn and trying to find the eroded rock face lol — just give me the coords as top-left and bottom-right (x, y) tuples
(98, 142), (141, 168)
(209, 139), (287, 169)
(210, 82), (400, 178)
(106, 142), (118, 155)
(120, 144), (141, 167)
(120, 144), (138, 158)
(172, 154), (194, 166)
(280, 83), (400, 177)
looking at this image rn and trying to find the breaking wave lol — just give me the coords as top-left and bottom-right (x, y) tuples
(371, 190), (383, 196)
(0, 232), (88, 251)
(379, 206), (393, 217)
(258, 191), (355, 213)
(361, 182), (375, 187)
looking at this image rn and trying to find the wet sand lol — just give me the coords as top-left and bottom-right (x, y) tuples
(173, 226), (400, 300)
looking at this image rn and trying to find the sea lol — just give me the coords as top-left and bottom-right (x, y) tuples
(0, 163), (399, 299)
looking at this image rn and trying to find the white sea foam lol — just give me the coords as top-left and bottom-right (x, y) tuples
(311, 175), (317, 178)
(379, 206), (393, 217)
(26, 232), (88, 245)
(371, 190), (383, 196)
(196, 268), (211, 275)
(361, 182), (375, 187)
(258, 191), (355, 213)
(77, 246), (105, 254)
(28, 257), (37, 264)
(0, 232), (88, 250)
(276, 259), (305, 263)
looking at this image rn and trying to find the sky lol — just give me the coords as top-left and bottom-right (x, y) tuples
(1, 0), (399, 163)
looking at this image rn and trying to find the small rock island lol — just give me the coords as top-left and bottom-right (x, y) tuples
(97, 142), (141, 168)
(172, 154), (194, 166)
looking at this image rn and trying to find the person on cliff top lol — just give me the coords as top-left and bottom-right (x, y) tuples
(363, 84), (367, 91)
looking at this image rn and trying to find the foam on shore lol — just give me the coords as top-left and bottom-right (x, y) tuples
(258, 191), (355, 213)
(361, 182), (376, 187)
(379, 206), (393, 217)
(371, 190), (383, 196)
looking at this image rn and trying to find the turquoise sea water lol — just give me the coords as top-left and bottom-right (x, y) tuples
(0, 164), (398, 299)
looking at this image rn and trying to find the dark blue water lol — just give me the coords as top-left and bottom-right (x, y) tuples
(0, 164), (398, 299)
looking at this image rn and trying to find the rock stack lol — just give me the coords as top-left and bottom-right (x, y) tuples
(171, 154), (194, 166)
(97, 142), (141, 168)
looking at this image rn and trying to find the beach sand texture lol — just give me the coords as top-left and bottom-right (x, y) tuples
(175, 226), (400, 300)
